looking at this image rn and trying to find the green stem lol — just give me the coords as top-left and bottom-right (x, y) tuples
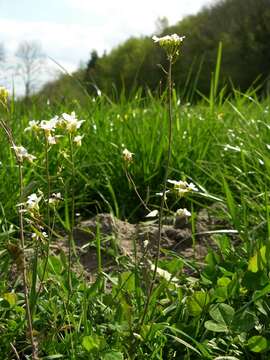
(140, 58), (173, 326)
(19, 163), (39, 359)
(68, 134), (76, 294)
(34, 137), (51, 308)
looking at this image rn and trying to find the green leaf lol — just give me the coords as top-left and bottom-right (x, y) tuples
(82, 335), (99, 352)
(242, 271), (268, 290)
(187, 291), (210, 316)
(248, 246), (267, 273)
(209, 303), (235, 325)
(102, 351), (124, 360)
(213, 287), (228, 301)
(232, 311), (256, 332)
(120, 271), (135, 293)
(3, 292), (17, 306)
(204, 320), (228, 333)
(162, 258), (183, 274)
(217, 277), (231, 287)
(247, 336), (268, 353)
(222, 177), (238, 227)
(253, 283), (270, 302)
(47, 256), (63, 275)
(167, 334), (202, 355)
(213, 357), (240, 360)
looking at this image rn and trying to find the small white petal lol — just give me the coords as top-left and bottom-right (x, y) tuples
(146, 209), (159, 218)
(176, 208), (191, 217)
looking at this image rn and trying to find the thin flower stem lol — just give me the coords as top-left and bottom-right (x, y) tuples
(69, 134), (75, 239)
(124, 167), (151, 212)
(35, 137), (51, 306)
(45, 137), (51, 232)
(19, 163), (39, 360)
(140, 58), (173, 327)
(10, 342), (20, 360)
(0, 118), (38, 359)
(68, 133), (76, 294)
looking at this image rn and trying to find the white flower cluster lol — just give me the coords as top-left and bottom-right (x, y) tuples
(17, 190), (62, 215)
(25, 111), (85, 146)
(176, 208), (191, 218)
(146, 179), (198, 219)
(152, 34), (185, 60)
(32, 231), (48, 241)
(48, 192), (62, 206)
(17, 192), (43, 215)
(12, 145), (36, 163)
(152, 34), (185, 47)
(59, 112), (85, 133)
(167, 179), (198, 197)
(122, 148), (134, 163)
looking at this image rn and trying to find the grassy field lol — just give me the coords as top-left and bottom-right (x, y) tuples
(1, 85), (270, 359)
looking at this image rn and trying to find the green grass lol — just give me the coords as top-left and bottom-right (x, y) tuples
(1, 89), (270, 359)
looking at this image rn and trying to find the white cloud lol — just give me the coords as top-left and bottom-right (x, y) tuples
(68, 0), (212, 28)
(0, 0), (212, 95)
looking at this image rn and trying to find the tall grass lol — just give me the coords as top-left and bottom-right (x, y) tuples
(1, 59), (270, 358)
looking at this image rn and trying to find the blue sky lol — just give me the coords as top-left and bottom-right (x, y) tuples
(0, 0), (212, 94)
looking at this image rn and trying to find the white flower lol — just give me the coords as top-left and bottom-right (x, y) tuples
(143, 240), (149, 248)
(48, 192), (62, 205)
(152, 34), (185, 60)
(155, 190), (169, 200)
(60, 111), (85, 133)
(224, 144), (241, 152)
(167, 179), (198, 197)
(32, 231), (48, 240)
(187, 182), (198, 192)
(176, 208), (191, 218)
(26, 193), (42, 211)
(74, 135), (84, 146)
(167, 179), (185, 186)
(146, 209), (159, 218)
(24, 120), (40, 132)
(152, 34), (185, 46)
(40, 116), (58, 135)
(12, 145), (36, 163)
(47, 135), (57, 145)
(122, 148), (134, 163)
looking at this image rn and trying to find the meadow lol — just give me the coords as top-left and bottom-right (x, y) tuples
(1, 47), (270, 358)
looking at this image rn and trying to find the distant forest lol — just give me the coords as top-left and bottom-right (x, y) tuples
(40, 0), (270, 102)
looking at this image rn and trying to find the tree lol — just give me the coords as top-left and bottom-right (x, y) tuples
(154, 17), (169, 35)
(0, 43), (5, 63)
(0, 43), (7, 85)
(15, 40), (45, 98)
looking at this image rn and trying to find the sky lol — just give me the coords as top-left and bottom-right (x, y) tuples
(0, 0), (213, 95)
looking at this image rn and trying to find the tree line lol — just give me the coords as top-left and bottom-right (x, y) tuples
(10, 0), (270, 103)
(83, 0), (270, 100)
(0, 41), (45, 98)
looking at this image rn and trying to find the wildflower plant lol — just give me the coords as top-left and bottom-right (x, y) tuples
(0, 89), (39, 359)
(24, 111), (84, 294)
(140, 34), (186, 326)
(152, 34), (185, 63)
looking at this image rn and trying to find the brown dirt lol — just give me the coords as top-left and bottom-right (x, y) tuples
(71, 204), (236, 272)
